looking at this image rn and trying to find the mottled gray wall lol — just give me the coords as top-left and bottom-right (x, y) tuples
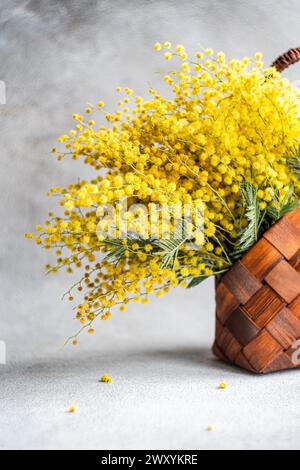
(2, 0), (300, 359)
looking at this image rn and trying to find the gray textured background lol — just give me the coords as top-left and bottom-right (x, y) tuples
(1, 0), (300, 450)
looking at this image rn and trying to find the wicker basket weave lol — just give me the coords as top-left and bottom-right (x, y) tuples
(213, 207), (300, 373)
(213, 48), (300, 373)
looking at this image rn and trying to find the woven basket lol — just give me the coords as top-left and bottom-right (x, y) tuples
(213, 48), (300, 374)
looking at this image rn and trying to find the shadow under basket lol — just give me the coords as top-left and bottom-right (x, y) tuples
(213, 206), (300, 374)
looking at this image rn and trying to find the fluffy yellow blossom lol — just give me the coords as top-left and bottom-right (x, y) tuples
(101, 311), (112, 320)
(100, 374), (113, 383)
(28, 42), (300, 341)
(219, 381), (228, 390)
(68, 405), (78, 413)
(163, 41), (171, 49)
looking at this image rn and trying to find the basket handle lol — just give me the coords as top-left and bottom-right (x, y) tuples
(271, 47), (300, 72)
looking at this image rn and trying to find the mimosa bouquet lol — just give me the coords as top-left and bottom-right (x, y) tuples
(27, 43), (300, 372)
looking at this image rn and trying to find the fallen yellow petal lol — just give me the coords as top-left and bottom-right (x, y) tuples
(68, 405), (78, 413)
(219, 381), (227, 390)
(100, 374), (113, 383)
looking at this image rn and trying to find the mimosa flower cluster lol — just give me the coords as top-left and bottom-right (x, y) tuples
(27, 43), (300, 343)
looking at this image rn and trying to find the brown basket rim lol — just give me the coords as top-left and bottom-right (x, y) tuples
(217, 205), (300, 282)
